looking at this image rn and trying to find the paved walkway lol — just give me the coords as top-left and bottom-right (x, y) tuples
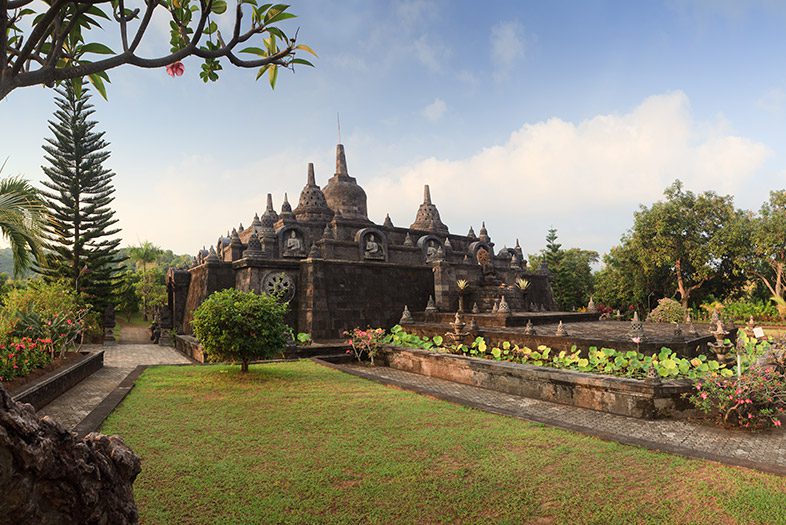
(336, 363), (786, 475)
(37, 344), (192, 430)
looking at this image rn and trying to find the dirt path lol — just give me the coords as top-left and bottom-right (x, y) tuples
(117, 324), (152, 344)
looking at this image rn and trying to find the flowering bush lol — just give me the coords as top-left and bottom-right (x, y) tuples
(14, 308), (89, 358)
(0, 337), (55, 382)
(647, 298), (687, 323)
(687, 367), (786, 429)
(344, 327), (386, 365)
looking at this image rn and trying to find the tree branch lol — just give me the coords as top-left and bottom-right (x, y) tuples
(7, 0), (34, 9)
(11, 0), (66, 75)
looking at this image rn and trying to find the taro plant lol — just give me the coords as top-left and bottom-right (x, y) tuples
(192, 288), (289, 372)
(296, 332), (312, 346)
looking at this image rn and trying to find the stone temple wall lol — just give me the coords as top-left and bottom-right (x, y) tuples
(298, 259), (434, 339)
(181, 262), (235, 334)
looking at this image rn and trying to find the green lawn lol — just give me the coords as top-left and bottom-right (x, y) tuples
(102, 361), (786, 525)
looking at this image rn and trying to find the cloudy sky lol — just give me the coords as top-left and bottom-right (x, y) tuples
(3, 0), (786, 258)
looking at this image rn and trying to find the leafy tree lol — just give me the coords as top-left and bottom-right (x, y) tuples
(0, 162), (47, 276)
(594, 242), (673, 312)
(626, 181), (746, 308)
(750, 190), (786, 301)
(127, 241), (163, 271)
(115, 269), (141, 321)
(134, 267), (165, 321)
(192, 288), (288, 372)
(0, 1), (315, 100)
(530, 229), (598, 310)
(38, 82), (123, 316)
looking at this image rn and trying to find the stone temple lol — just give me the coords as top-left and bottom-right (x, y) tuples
(165, 144), (556, 340)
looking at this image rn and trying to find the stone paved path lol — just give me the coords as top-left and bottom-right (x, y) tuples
(38, 344), (192, 430)
(338, 363), (786, 475)
(118, 324), (152, 344)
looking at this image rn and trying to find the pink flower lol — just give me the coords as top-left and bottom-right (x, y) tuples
(631, 337), (641, 345)
(700, 392), (708, 400)
(166, 61), (185, 77)
(774, 420), (782, 427)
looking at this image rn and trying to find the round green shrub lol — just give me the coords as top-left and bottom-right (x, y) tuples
(192, 289), (289, 372)
(647, 297), (687, 323)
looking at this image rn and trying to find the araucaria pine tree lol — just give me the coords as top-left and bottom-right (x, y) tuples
(39, 82), (122, 317)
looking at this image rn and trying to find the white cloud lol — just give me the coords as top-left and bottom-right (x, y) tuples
(490, 20), (526, 81)
(757, 87), (786, 114)
(422, 98), (447, 121)
(366, 91), (771, 253)
(412, 35), (452, 73)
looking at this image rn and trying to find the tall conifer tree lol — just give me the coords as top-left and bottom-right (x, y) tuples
(39, 82), (122, 317)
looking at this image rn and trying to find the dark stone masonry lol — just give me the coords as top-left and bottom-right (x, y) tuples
(167, 143), (555, 339)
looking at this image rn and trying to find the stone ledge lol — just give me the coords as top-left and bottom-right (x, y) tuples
(12, 350), (105, 410)
(377, 346), (693, 419)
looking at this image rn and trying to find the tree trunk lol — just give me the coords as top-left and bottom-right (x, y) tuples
(675, 259), (689, 308)
(241, 359), (249, 372)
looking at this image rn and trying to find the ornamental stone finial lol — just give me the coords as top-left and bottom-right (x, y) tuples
(336, 144), (349, 177)
(307, 162), (316, 186)
(555, 321), (567, 337)
(423, 184), (432, 205)
(425, 295), (438, 313)
(400, 305), (413, 324)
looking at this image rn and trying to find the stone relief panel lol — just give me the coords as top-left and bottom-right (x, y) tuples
(262, 271), (296, 301)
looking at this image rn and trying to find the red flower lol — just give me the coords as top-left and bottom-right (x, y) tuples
(166, 61), (185, 77)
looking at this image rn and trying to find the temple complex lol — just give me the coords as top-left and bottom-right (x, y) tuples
(165, 144), (556, 340)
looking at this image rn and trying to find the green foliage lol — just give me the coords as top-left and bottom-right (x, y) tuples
(647, 297), (687, 323)
(530, 229), (598, 310)
(295, 332), (312, 345)
(0, 168), (47, 276)
(38, 82), (124, 318)
(748, 190), (786, 303)
(192, 289), (289, 372)
(115, 270), (141, 321)
(2, 1), (315, 100)
(0, 280), (89, 381)
(134, 268), (166, 321)
(595, 181), (749, 311)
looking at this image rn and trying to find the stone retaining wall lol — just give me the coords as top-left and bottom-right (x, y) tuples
(379, 347), (694, 419)
(174, 334), (348, 363)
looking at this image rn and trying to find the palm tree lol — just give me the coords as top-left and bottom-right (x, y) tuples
(127, 241), (162, 272)
(0, 161), (46, 276)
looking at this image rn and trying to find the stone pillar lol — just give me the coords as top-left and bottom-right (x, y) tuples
(432, 260), (456, 312)
(102, 304), (116, 346)
(168, 268), (191, 334)
(298, 259), (330, 338)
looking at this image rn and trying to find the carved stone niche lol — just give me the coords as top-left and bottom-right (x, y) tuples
(355, 228), (387, 261)
(278, 226), (307, 258)
(417, 234), (444, 263)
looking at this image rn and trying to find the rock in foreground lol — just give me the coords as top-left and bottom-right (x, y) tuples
(0, 384), (141, 525)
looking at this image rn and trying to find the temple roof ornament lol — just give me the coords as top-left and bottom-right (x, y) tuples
(251, 213), (262, 228)
(238, 223), (244, 232)
(444, 237), (452, 251)
(294, 163), (334, 223)
(383, 214), (394, 228)
(478, 221), (490, 243)
(276, 193), (297, 229)
(321, 223), (334, 240)
(230, 229), (242, 246)
(259, 193), (277, 237)
(322, 144), (370, 221)
(410, 184), (449, 234)
(403, 231), (414, 247)
(467, 226), (477, 240)
(307, 242), (321, 259)
(243, 232), (263, 258)
(206, 246), (220, 263)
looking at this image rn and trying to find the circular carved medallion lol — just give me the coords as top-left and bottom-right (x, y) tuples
(262, 272), (296, 301)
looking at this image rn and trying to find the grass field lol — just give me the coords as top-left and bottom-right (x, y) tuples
(102, 361), (786, 524)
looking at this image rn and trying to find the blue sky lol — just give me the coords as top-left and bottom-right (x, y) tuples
(3, 0), (786, 258)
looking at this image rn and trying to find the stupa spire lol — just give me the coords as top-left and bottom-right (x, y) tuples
(336, 144), (349, 177)
(307, 162), (316, 186)
(423, 184), (432, 205)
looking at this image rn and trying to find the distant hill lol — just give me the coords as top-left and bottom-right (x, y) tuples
(0, 248), (32, 279)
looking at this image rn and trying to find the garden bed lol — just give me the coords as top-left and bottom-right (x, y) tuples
(9, 350), (104, 410)
(376, 346), (694, 419)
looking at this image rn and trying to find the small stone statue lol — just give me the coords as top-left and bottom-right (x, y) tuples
(587, 296), (597, 313)
(555, 321), (567, 337)
(492, 299), (499, 313)
(364, 234), (384, 259)
(284, 230), (305, 256)
(425, 295), (438, 313)
(472, 302), (480, 314)
(524, 319), (536, 335)
(498, 295), (511, 314)
(400, 305), (413, 324)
